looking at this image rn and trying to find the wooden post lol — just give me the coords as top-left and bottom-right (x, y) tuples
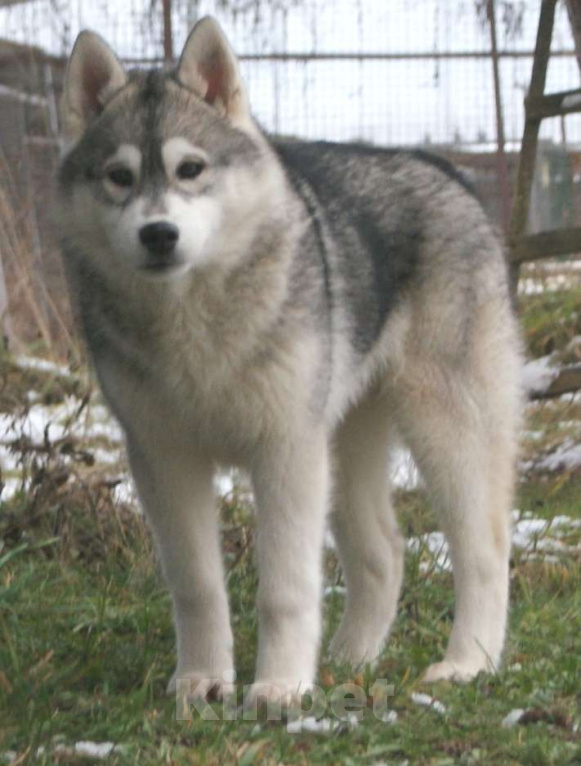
(508, 0), (557, 294)
(565, 0), (581, 73)
(0, 250), (15, 351)
(488, 0), (511, 239)
(162, 0), (173, 63)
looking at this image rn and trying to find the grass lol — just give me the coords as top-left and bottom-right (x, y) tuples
(1, 477), (579, 765)
(519, 287), (581, 361)
(0, 291), (580, 765)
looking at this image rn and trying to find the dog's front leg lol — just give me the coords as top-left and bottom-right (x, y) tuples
(126, 436), (234, 700)
(248, 429), (330, 707)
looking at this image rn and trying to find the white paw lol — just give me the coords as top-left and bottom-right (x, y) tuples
(168, 670), (236, 701)
(244, 680), (311, 712)
(422, 659), (488, 684)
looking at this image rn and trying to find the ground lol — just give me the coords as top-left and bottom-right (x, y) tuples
(0, 270), (580, 765)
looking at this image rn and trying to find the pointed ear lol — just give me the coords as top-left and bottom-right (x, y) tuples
(176, 17), (251, 128)
(61, 30), (127, 144)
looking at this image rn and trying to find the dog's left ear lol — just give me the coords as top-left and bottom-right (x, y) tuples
(176, 17), (252, 129)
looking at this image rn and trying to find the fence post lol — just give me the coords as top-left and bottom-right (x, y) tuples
(0, 249), (15, 351)
(488, 0), (511, 240)
(162, 0), (173, 63)
(508, 0), (557, 293)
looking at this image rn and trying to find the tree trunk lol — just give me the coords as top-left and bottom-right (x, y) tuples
(566, 0), (581, 75)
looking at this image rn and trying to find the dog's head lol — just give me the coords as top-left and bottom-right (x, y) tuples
(57, 18), (284, 279)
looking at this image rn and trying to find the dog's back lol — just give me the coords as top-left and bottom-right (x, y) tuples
(269, 139), (514, 418)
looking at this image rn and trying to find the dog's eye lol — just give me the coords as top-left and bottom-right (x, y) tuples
(107, 166), (134, 188)
(176, 160), (205, 181)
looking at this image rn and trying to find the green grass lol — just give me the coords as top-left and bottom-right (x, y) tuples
(0, 473), (579, 765)
(519, 287), (581, 361)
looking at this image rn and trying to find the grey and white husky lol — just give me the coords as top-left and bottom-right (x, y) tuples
(56, 17), (522, 704)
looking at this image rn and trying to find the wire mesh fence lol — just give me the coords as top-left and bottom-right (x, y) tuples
(0, 0), (580, 355)
(1, 0), (580, 145)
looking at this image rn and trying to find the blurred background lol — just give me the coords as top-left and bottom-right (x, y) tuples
(0, 0), (580, 357)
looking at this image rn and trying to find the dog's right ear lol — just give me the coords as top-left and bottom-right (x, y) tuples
(61, 31), (127, 145)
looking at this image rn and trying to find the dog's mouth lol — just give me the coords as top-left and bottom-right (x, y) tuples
(139, 255), (187, 274)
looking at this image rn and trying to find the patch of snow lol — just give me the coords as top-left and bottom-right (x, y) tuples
(519, 276), (578, 295)
(14, 355), (72, 378)
(410, 692), (446, 715)
(534, 261), (581, 273)
(0, 368), (133, 507)
(286, 712), (362, 734)
(407, 512), (581, 572)
(0, 392), (117, 448)
(214, 472), (235, 497)
(73, 741), (119, 758)
(391, 447), (420, 490)
(522, 355), (560, 396)
(549, 515), (581, 530)
(407, 531), (451, 572)
(112, 479), (137, 507)
(286, 716), (334, 734)
(511, 510), (581, 557)
(534, 439), (581, 472)
(91, 447), (123, 465)
(0, 476), (26, 501)
(511, 515), (553, 548)
(502, 708), (525, 728)
(213, 470), (255, 502)
(512, 509), (581, 529)
(77, 419), (123, 443)
(0, 408), (65, 445)
(529, 391), (581, 410)
(33, 742), (123, 760)
(0, 444), (20, 472)
(518, 260), (581, 294)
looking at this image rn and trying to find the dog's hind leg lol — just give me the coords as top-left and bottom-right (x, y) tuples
(329, 393), (405, 668)
(393, 349), (519, 682)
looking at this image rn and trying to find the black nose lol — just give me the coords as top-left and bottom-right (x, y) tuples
(139, 222), (179, 256)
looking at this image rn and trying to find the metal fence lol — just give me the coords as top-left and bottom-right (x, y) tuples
(1, 0), (580, 147)
(0, 0), (580, 353)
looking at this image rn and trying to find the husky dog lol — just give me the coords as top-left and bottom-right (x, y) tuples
(56, 17), (522, 704)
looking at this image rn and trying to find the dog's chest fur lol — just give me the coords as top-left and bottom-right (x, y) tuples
(78, 262), (323, 460)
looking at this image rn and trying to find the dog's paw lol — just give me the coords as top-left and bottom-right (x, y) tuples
(168, 670), (236, 701)
(243, 680), (311, 712)
(422, 659), (487, 684)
